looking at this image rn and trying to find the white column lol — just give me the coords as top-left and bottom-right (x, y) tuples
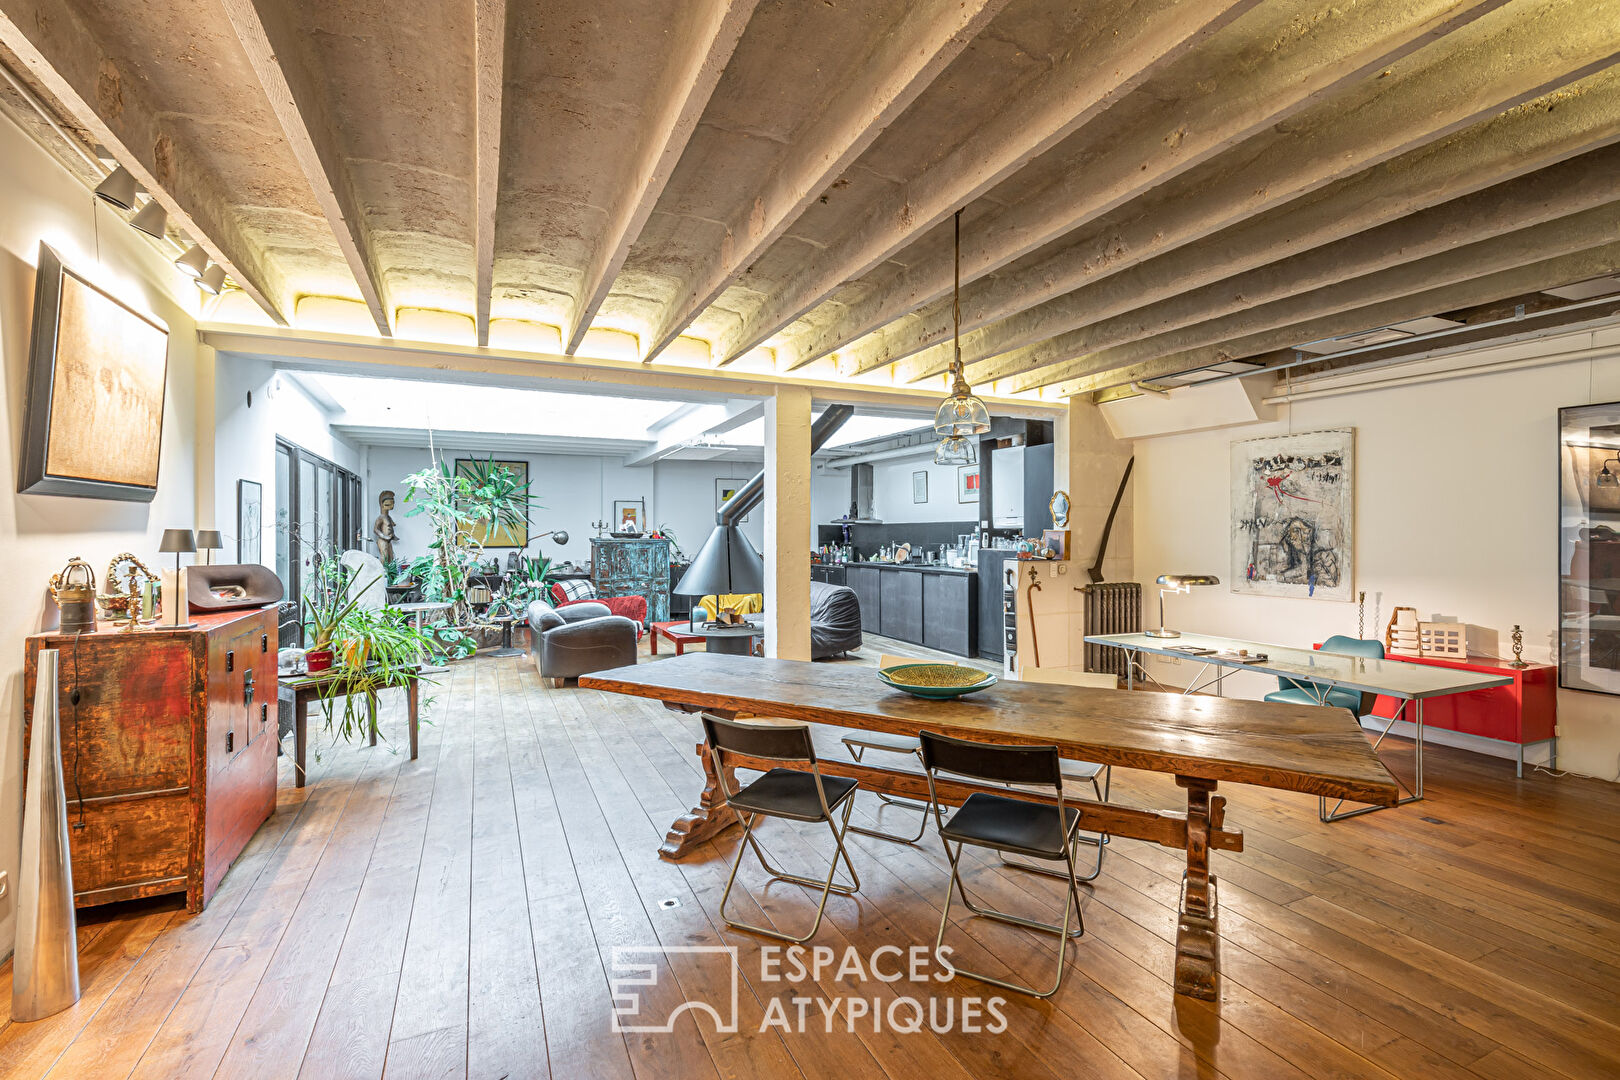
(194, 343), (217, 531)
(765, 386), (813, 659)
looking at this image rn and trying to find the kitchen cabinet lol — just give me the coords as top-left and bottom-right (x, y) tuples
(976, 549), (1018, 660)
(811, 564), (847, 586)
(879, 571), (923, 643)
(923, 573), (977, 656)
(846, 565), (881, 633)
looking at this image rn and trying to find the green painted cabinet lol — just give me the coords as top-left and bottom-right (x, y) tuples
(591, 538), (671, 622)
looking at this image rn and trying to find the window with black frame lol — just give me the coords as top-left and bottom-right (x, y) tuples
(1559, 400), (1620, 696)
(274, 438), (362, 646)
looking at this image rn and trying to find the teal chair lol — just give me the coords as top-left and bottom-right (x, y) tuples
(1263, 635), (1383, 712)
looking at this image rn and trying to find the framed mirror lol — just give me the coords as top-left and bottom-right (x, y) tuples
(1050, 489), (1070, 528)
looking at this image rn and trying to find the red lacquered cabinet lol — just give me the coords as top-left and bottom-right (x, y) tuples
(23, 607), (279, 911)
(1370, 655), (1557, 775)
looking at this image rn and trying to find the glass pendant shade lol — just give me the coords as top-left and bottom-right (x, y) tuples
(933, 379), (992, 436)
(934, 435), (977, 466)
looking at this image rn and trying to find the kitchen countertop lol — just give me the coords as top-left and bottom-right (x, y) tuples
(840, 561), (977, 576)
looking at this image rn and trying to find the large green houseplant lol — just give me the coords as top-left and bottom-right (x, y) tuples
(401, 454), (537, 656)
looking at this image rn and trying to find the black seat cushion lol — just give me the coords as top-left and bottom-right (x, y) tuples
(939, 792), (1079, 858)
(728, 768), (858, 822)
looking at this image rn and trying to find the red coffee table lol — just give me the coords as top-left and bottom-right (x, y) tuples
(650, 619), (704, 656)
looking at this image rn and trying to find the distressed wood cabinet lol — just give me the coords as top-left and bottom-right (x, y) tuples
(592, 537), (672, 622)
(22, 607), (279, 912)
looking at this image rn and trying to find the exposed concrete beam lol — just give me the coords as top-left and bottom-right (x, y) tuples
(197, 325), (1063, 418)
(473, 0), (507, 347)
(723, 0), (1261, 368)
(934, 74), (1620, 386)
(220, 0), (392, 336)
(565, 0), (757, 355)
(641, 0), (1010, 365)
(1049, 237), (1620, 397)
(1018, 200), (1620, 393)
(970, 144), (1620, 388)
(837, 0), (1620, 379)
(0, 0), (290, 324)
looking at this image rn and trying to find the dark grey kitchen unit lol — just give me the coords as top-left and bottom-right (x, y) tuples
(844, 563), (978, 657)
(845, 565), (882, 634)
(923, 572), (977, 656)
(879, 570), (924, 643)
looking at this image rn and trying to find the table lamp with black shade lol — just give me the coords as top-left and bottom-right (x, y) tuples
(195, 529), (223, 565)
(1147, 573), (1219, 638)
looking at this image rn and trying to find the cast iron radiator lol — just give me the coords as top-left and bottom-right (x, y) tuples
(1080, 582), (1141, 677)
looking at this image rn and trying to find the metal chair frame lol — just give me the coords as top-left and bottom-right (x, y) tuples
(842, 738), (931, 844)
(921, 733), (1089, 999)
(704, 715), (862, 944)
(1000, 763), (1111, 882)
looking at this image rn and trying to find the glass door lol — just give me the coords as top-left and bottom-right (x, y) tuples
(276, 437), (361, 646)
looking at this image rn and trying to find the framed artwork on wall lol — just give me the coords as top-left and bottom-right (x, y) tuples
(1558, 400), (1620, 697)
(454, 457), (530, 547)
(912, 470), (928, 503)
(957, 465), (980, 503)
(1230, 429), (1354, 601)
(716, 478), (752, 522)
(18, 243), (171, 501)
(614, 499), (645, 533)
(238, 479), (263, 564)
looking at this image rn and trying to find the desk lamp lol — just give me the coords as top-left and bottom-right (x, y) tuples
(195, 530), (223, 565)
(1147, 573), (1219, 638)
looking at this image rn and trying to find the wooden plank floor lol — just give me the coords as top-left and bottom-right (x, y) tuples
(3, 645), (1618, 1079)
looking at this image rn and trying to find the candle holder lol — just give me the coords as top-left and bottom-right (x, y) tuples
(1509, 624), (1529, 668)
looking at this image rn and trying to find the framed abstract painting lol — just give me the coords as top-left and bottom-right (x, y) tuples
(18, 243), (170, 501)
(1230, 429), (1354, 601)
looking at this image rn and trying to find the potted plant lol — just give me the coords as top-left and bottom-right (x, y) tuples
(301, 563), (371, 671)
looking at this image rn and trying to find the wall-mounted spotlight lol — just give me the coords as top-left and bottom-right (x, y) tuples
(198, 264), (226, 295)
(129, 199), (168, 239)
(174, 244), (208, 279)
(93, 165), (138, 210)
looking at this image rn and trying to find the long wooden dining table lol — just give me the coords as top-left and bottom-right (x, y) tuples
(581, 653), (1399, 1000)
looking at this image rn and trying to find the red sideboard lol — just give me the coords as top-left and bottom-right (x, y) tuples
(1370, 655), (1556, 776)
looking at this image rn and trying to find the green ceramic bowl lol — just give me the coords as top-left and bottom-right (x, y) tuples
(877, 662), (999, 699)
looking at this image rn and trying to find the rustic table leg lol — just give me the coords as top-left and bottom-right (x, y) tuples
(659, 739), (741, 861)
(406, 678), (420, 760)
(1175, 775), (1221, 1000)
(295, 694), (309, 790)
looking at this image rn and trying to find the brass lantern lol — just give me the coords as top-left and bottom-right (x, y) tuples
(49, 557), (98, 634)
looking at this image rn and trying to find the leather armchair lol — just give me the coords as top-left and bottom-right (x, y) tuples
(526, 599), (638, 687)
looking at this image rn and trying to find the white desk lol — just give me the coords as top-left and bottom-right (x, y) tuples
(1085, 632), (1513, 820)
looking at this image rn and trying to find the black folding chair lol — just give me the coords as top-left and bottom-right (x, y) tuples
(703, 714), (861, 943)
(919, 730), (1089, 998)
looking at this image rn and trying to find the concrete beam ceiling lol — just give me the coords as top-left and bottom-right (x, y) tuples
(4, 0), (1617, 397)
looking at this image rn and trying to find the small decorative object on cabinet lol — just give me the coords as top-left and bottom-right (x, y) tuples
(1511, 624), (1528, 668)
(99, 553), (157, 629)
(1419, 622), (1468, 658)
(48, 557), (98, 634)
(1386, 606), (1420, 657)
(22, 607), (279, 912)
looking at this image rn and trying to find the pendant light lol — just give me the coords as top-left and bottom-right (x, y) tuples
(933, 208), (990, 465)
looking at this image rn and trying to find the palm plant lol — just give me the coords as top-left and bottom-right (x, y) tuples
(402, 455), (536, 634)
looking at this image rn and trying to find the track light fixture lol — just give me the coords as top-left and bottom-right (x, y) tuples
(198, 264), (226, 295)
(174, 244), (208, 279)
(93, 165), (138, 210)
(129, 199), (168, 239)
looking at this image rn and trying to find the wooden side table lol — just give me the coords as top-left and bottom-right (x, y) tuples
(280, 668), (421, 787)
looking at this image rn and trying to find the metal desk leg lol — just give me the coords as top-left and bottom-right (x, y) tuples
(1126, 650), (1135, 691)
(1322, 696), (1424, 822)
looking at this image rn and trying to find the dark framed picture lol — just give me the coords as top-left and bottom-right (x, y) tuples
(18, 243), (171, 501)
(454, 457), (529, 547)
(912, 470), (928, 503)
(614, 499), (645, 532)
(957, 465), (980, 503)
(1558, 400), (1620, 697)
(238, 479), (263, 564)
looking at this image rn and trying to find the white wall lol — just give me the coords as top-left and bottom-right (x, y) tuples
(0, 112), (208, 958)
(213, 360), (363, 561)
(869, 452), (977, 524)
(363, 448), (817, 568)
(1129, 345), (1620, 782)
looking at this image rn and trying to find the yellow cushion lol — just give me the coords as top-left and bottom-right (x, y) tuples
(697, 593), (764, 620)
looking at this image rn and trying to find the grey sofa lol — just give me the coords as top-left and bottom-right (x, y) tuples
(526, 599), (638, 686)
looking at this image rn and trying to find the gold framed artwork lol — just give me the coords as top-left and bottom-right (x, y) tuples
(453, 457), (529, 547)
(19, 243), (170, 501)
